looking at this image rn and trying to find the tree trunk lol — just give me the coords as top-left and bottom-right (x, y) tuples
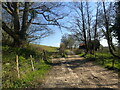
(93, 3), (99, 55)
(86, 2), (91, 41)
(103, 2), (120, 59)
(2, 2), (29, 47)
(112, 59), (115, 68)
(13, 37), (27, 47)
(81, 2), (88, 55)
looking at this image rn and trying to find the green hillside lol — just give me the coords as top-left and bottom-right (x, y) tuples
(30, 44), (59, 52)
(2, 44), (58, 88)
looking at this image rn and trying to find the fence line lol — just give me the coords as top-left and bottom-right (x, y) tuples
(15, 52), (50, 78)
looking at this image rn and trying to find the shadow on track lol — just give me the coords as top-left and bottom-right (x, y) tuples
(47, 56), (95, 70)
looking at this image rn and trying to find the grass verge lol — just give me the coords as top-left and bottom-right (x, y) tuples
(81, 53), (120, 72)
(2, 45), (52, 88)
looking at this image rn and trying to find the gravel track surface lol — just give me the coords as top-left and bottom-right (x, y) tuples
(40, 55), (119, 89)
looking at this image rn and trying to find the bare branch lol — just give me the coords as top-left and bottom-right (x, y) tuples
(31, 22), (58, 25)
(2, 21), (15, 39)
(7, 2), (14, 13)
(21, 2), (30, 33)
(13, 2), (20, 32)
(2, 4), (13, 16)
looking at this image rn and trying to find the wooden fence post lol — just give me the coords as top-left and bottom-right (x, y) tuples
(30, 55), (35, 71)
(16, 55), (20, 78)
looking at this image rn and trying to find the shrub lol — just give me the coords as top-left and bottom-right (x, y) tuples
(73, 49), (82, 55)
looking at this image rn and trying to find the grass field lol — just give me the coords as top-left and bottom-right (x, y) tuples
(30, 44), (59, 52)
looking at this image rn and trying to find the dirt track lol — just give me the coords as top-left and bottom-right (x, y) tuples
(40, 55), (118, 89)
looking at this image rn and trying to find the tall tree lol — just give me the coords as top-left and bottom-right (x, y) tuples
(2, 2), (66, 47)
(80, 2), (88, 53)
(92, 2), (100, 54)
(112, 1), (120, 43)
(66, 2), (88, 52)
(102, 2), (120, 59)
(94, 2), (100, 40)
(86, 2), (91, 41)
(63, 2), (100, 55)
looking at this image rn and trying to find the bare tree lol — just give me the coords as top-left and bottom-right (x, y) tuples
(64, 2), (88, 51)
(92, 2), (100, 54)
(2, 2), (66, 47)
(94, 2), (100, 40)
(62, 2), (101, 55)
(80, 2), (88, 53)
(86, 2), (91, 41)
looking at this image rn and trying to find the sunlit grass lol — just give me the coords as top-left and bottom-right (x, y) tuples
(2, 45), (52, 88)
(30, 44), (58, 52)
(84, 52), (120, 72)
